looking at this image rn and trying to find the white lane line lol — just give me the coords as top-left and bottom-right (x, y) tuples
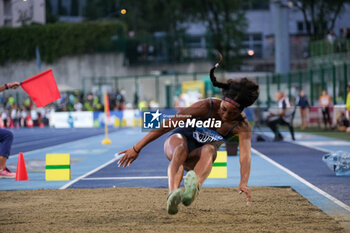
(298, 141), (350, 146)
(289, 140), (331, 153)
(291, 132), (350, 153)
(255, 131), (332, 153)
(59, 154), (123, 190)
(9, 129), (129, 159)
(82, 176), (168, 180)
(251, 148), (350, 213)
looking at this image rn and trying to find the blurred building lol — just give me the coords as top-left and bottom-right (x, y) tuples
(0, 0), (45, 27)
(43, 1), (350, 72)
(47, 0), (85, 22)
(186, 2), (350, 71)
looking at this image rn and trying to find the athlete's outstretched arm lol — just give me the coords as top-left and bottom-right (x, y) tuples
(117, 99), (210, 167)
(238, 129), (252, 204)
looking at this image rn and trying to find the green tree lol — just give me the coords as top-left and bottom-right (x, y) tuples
(292, 0), (350, 39)
(81, 0), (249, 69)
(116, 0), (185, 34)
(182, 0), (248, 70)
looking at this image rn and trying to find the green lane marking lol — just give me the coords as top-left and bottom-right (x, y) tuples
(46, 165), (70, 169)
(212, 162), (227, 167)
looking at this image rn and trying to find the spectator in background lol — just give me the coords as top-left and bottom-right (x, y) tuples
(31, 108), (39, 127)
(346, 85), (350, 119)
(341, 28), (350, 39)
(297, 90), (310, 130)
(337, 112), (349, 131)
(133, 92), (139, 109)
(23, 98), (32, 111)
(93, 95), (102, 111)
(74, 99), (83, 111)
(37, 108), (49, 127)
(116, 89), (126, 110)
(319, 90), (332, 129)
(138, 99), (148, 110)
(149, 99), (159, 109)
(340, 28), (349, 52)
(65, 93), (76, 111)
(1, 109), (8, 127)
(19, 105), (28, 127)
(84, 93), (94, 111)
(174, 93), (187, 111)
(7, 95), (14, 108)
(20, 105), (28, 127)
(267, 91), (295, 141)
(10, 104), (19, 128)
(327, 29), (336, 44)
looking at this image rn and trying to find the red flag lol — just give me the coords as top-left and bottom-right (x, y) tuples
(21, 69), (61, 107)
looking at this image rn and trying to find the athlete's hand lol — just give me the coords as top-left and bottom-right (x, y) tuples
(239, 185), (251, 205)
(8, 82), (20, 89)
(117, 147), (140, 168)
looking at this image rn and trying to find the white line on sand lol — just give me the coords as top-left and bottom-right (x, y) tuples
(81, 176), (168, 180)
(252, 148), (350, 213)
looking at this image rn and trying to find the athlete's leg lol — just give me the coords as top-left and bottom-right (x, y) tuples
(0, 156), (7, 169)
(0, 129), (15, 178)
(0, 129), (13, 169)
(267, 118), (282, 140)
(181, 144), (217, 206)
(279, 119), (295, 141)
(325, 107), (332, 126)
(164, 133), (189, 193)
(183, 144), (217, 183)
(193, 144), (217, 185)
(322, 109), (327, 128)
(164, 133), (190, 214)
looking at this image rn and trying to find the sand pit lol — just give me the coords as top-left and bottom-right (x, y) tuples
(0, 187), (346, 233)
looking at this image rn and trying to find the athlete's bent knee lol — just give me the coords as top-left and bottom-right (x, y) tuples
(164, 134), (188, 160)
(201, 144), (216, 162)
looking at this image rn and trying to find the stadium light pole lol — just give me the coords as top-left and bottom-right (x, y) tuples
(271, 0), (291, 74)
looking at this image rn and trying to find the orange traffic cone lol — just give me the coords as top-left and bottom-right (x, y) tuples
(15, 152), (28, 181)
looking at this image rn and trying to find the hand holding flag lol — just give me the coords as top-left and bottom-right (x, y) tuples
(7, 82), (21, 89)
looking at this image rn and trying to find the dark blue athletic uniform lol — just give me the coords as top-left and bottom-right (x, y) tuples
(169, 98), (244, 153)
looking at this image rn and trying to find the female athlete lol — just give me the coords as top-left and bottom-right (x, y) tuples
(118, 57), (259, 215)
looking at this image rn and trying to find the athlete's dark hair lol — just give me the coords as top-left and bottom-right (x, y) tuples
(209, 53), (259, 109)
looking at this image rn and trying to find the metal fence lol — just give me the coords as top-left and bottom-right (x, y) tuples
(82, 62), (349, 109)
(310, 39), (350, 57)
(255, 62), (350, 107)
(81, 72), (223, 108)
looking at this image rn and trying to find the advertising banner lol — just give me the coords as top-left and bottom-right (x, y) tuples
(51, 112), (94, 128)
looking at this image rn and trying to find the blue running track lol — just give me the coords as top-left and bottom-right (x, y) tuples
(252, 140), (350, 206)
(1, 127), (349, 230)
(10, 128), (119, 155)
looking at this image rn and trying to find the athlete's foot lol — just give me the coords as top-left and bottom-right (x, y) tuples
(167, 189), (183, 215)
(182, 170), (199, 206)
